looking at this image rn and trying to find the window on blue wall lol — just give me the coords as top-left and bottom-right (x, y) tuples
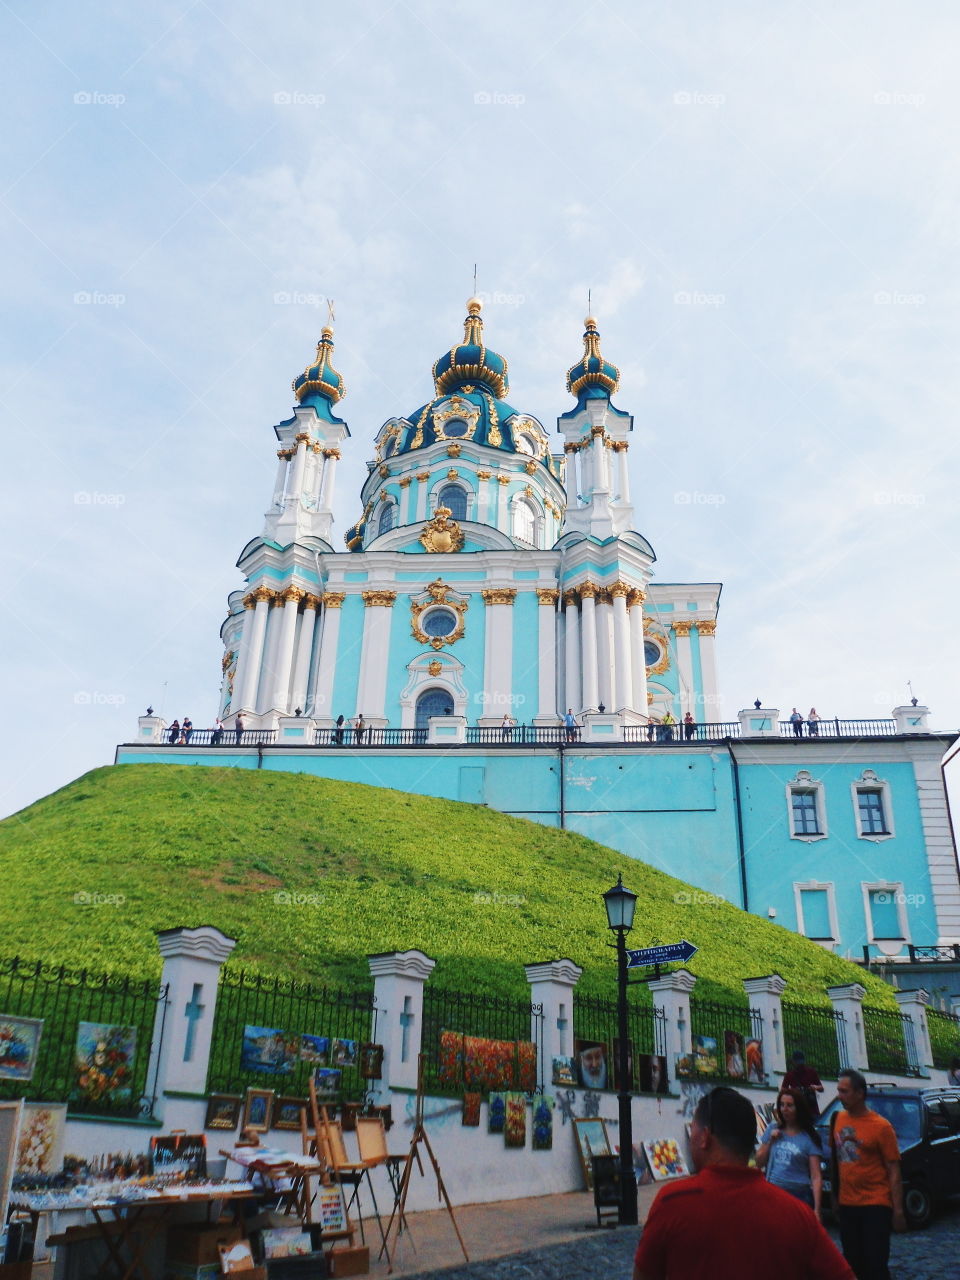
(378, 503), (397, 536)
(868, 887), (903, 939)
(791, 789), (821, 835)
(857, 789), (888, 835)
(438, 484), (467, 521)
(800, 888), (833, 939)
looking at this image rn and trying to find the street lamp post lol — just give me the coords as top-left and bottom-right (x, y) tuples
(603, 872), (638, 1226)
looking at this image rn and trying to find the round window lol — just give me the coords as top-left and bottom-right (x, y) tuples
(644, 640), (662, 667)
(515, 433), (535, 455)
(444, 419), (468, 438)
(423, 608), (457, 638)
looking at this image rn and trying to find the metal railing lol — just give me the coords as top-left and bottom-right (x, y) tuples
(926, 1008), (960, 1070)
(862, 1004), (922, 1076)
(781, 1001), (848, 1079)
(908, 944), (960, 963)
(688, 997), (765, 1081)
(163, 728), (277, 746)
(421, 986), (544, 1096)
(0, 956), (167, 1118)
(778, 718), (897, 739)
(621, 721), (741, 743)
(206, 968), (376, 1101)
(572, 992), (668, 1090)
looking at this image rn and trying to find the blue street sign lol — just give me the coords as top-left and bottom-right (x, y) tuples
(626, 940), (698, 967)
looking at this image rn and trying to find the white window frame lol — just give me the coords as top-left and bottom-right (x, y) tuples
(793, 881), (840, 950)
(861, 879), (910, 951)
(786, 770), (828, 841)
(377, 498), (398, 536)
(851, 770), (895, 841)
(433, 480), (471, 522)
(511, 495), (539, 546)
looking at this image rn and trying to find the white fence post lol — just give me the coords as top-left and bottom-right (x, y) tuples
(827, 983), (868, 1070)
(743, 974), (787, 1076)
(525, 958), (583, 1084)
(894, 988), (932, 1074)
(367, 950), (436, 1097)
(648, 969), (697, 1089)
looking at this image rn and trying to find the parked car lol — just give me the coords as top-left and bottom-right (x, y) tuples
(816, 1086), (960, 1228)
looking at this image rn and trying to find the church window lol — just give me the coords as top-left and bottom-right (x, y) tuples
(378, 502), (397, 535)
(383, 435), (397, 458)
(852, 772), (893, 839)
(644, 640), (662, 668)
(415, 687), (454, 730)
(438, 484), (467, 521)
(793, 881), (838, 945)
(513, 498), (536, 545)
(791, 790), (821, 835)
(422, 608), (457, 638)
(444, 418), (468, 438)
(857, 790), (887, 835)
(516, 432), (536, 456)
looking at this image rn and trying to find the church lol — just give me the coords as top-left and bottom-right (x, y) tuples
(121, 299), (960, 968)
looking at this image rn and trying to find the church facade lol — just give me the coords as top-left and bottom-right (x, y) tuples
(120, 300), (960, 967)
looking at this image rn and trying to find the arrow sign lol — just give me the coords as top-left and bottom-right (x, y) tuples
(626, 940), (698, 967)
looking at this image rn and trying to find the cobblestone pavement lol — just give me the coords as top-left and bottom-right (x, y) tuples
(402, 1200), (960, 1279)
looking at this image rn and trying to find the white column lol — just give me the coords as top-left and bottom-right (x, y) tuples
(535, 590), (559, 721)
(310, 593), (343, 720)
(596, 596), (613, 710)
(579, 584), (599, 711)
(579, 440), (593, 499)
(696, 621), (719, 723)
(673, 621), (695, 717)
(563, 591), (581, 714)
(269, 588), (304, 712)
(611, 584), (633, 711)
(648, 969), (697, 1091)
(479, 589), (516, 724)
(894, 989), (933, 1073)
(230, 597), (258, 715)
(233, 588), (272, 715)
(150, 926), (237, 1108)
(592, 428), (609, 492)
(356, 592), (396, 723)
(629, 592), (648, 717)
(475, 472), (493, 523)
(743, 974), (787, 1076)
(288, 434), (309, 508)
(318, 447), (341, 512)
(367, 950), (436, 1098)
(271, 451), (289, 509)
(525, 959), (583, 1071)
(827, 983), (868, 1070)
(495, 478), (509, 531)
(290, 595), (319, 713)
(414, 472), (429, 521)
(615, 443), (631, 504)
(399, 477), (414, 525)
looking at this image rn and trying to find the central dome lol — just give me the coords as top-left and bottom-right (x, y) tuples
(432, 297), (509, 399)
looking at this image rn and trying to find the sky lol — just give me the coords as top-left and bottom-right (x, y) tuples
(2, 0), (959, 820)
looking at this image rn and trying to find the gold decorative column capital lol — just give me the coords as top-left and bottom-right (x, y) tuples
(294, 431), (311, 445)
(277, 447), (295, 460)
(322, 591), (346, 609)
(322, 447), (342, 460)
(627, 588), (647, 607)
(537, 588), (560, 606)
(578, 581), (598, 600)
(251, 584), (275, 605)
(242, 593), (257, 609)
(610, 580), (630, 599)
(562, 588), (579, 608)
(477, 469), (492, 480)
(496, 474), (511, 486)
(590, 424), (606, 438)
(280, 585), (306, 605)
(671, 619), (693, 637)
(481, 588), (518, 606)
(609, 439), (629, 453)
(399, 475), (412, 488)
(361, 590), (397, 607)
(311, 441), (323, 454)
(415, 471), (431, 482)
(696, 620), (717, 636)
(302, 593), (322, 611)
(597, 588), (612, 605)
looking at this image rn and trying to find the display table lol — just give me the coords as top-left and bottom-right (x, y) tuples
(223, 1147), (327, 1225)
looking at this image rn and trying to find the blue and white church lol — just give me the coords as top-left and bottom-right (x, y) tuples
(121, 300), (960, 969)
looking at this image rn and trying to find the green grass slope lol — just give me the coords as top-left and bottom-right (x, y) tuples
(0, 764), (895, 1005)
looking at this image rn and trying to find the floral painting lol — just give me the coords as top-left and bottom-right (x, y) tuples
(438, 1030), (464, 1087)
(532, 1095), (553, 1150)
(74, 1022), (136, 1104)
(241, 1026), (297, 1075)
(0, 1016), (43, 1082)
(516, 1041), (537, 1092)
(504, 1093), (526, 1147)
(643, 1137), (689, 1181)
(463, 1035), (516, 1093)
(15, 1102), (66, 1176)
(462, 1092), (481, 1126)
(487, 1091), (506, 1134)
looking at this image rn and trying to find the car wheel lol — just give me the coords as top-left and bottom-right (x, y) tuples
(903, 1181), (933, 1229)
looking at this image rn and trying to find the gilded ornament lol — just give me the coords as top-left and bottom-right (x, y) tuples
(627, 588), (647, 607)
(591, 424), (606, 437)
(399, 476), (412, 488)
(322, 592), (346, 608)
(697, 620), (717, 636)
(416, 471), (430, 482)
(447, 443), (462, 457)
(578, 581), (598, 599)
(362, 590), (398, 607)
(242, 593), (258, 609)
(481, 588), (517, 606)
(410, 403), (429, 450)
(251, 585), (274, 605)
(379, 464), (389, 478)
(221, 649), (235, 672)
(497, 475), (510, 485)
(426, 578), (449, 601)
(609, 581), (630, 598)
(597, 588), (612, 605)
(522, 485), (534, 497)
(477, 469), (492, 480)
(419, 506), (465, 554)
(447, 468), (459, 480)
(295, 432), (311, 444)
(483, 392), (503, 447)
(537, 589), (560, 606)
(410, 582), (468, 648)
(322, 447), (341, 460)
(428, 660), (443, 676)
(281, 586), (306, 604)
(524, 460), (536, 474)
(671, 620), (693, 637)
(562, 589), (579, 607)
(303, 594), (322, 610)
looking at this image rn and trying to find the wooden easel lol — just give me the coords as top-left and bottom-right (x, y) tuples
(381, 1055), (468, 1273)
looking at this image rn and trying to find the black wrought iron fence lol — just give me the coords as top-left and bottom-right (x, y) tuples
(621, 722), (741, 743)
(206, 968), (376, 1102)
(781, 1001), (848, 1079)
(421, 986), (544, 1097)
(572, 992), (668, 1090)
(926, 1008), (960, 1070)
(862, 1004), (922, 1076)
(688, 997), (764, 1082)
(0, 956), (167, 1118)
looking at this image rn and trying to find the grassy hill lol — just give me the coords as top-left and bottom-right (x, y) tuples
(0, 764), (895, 1005)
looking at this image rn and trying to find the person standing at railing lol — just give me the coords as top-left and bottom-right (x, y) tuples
(211, 717), (223, 746)
(790, 708), (804, 737)
(500, 712), (515, 741)
(355, 713), (366, 745)
(235, 713), (244, 744)
(334, 713), (345, 745)
(660, 710), (676, 741)
(182, 716), (193, 746)
(563, 708), (578, 742)
(683, 711), (696, 741)
(168, 719), (180, 745)
(807, 708), (820, 736)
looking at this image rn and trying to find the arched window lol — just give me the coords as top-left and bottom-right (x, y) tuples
(382, 435), (397, 458)
(415, 687), (454, 730)
(513, 498), (536, 545)
(378, 502), (397, 536)
(438, 483), (468, 521)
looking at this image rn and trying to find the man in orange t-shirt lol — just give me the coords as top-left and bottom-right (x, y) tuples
(832, 1069), (905, 1279)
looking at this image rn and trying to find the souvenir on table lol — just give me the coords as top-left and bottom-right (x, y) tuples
(438, 1030), (464, 1087)
(531, 1095), (554, 1151)
(745, 1038), (765, 1083)
(463, 1035), (516, 1092)
(643, 1137), (689, 1181)
(487, 1091), (506, 1134)
(724, 1030), (745, 1079)
(0, 1015), (43, 1081)
(575, 1039), (608, 1090)
(74, 1022), (136, 1105)
(150, 1133), (207, 1178)
(205, 1093), (243, 1130)
(691, 1035), (718, 1076)
(462, 1092), (482, 1126)
(242, 1087), (275, 1132)
(552, 1055), (577, 1087)
(331, 1037), (357, 1067)
(299, 1034), (329, 1065)
(638, 1053), (668, 1094)
(313, 1067), (341, 1098)
(504, 1093), (526, 1148)
(359, 1042), (384, 1079)
(241, 1025), (297, 1075)
(573, 1117), (611, 1189)
(516, 1040), (537, 1091)
(271, 1096), (307, 1131)
(15, 1102), (66, 1176)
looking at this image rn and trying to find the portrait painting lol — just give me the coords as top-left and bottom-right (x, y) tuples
(724, 1030), (745, 1079)
(575, 1039), (607, 1090)
(638, 1053), (669, 1094)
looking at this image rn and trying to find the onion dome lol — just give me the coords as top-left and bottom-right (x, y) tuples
(344, 514), (366, 551)
(432, 298), (509, 399)
(293, 326), (345, 408)
(566, 316), (620, 400)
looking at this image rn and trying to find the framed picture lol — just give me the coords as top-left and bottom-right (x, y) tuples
(724, 1030), (745, 1079)
(150, 1133), (207, 1178)
(462, 1092), (481, 1126)
(241, 1026), (297, 1075)
(331, 1038), (357, 1068)
(300, 1034), (329, 1065)
(575, 1039), (608, 1090)
(0, 1101), (23, 1224)
(74, 1022), (136, 1105)
(504, 1093), (526, 1148)
(313, 1067), (341, 1098)
(271, 1096), (306, 1132)
(242, 1087), (275, 1132)
(531, 1095), (554, 1151)
(612, 1038), (635, 1092)
(0, 1015), (43, 1081)
(745, 1038), (765, 1083)
(638, 1053), (669, 1094)
(552, 1056), (577, 1087)
(205, 1093), (243, 1131)
(692, 1035), (718, 1076)
(359, 1042), (384, 1079)
(487, 1092), (506, 1134)
(643, 1137), (689, 1181)
(573, 1117), (611, 1189)
(317, 1183), (348, 1234)
(15, 1102), (66, 1177)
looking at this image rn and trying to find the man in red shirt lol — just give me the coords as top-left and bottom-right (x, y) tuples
(634, 1086), (853, 1280)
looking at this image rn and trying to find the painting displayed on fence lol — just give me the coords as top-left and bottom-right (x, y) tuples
(438, 1030), (463, 1086)
(332, 1038), (357, 1067)
(242, 1087), (274, 1132)
(552, 1056), (577, 1087)
(724, 1031), (746, 1079)
(74, 1022), (136, 1105)
(0, 1016), (43, 1082)
(691, 1035), (718, 1076)
(504, 1093), (526, 1147)
(150, 1133), (207, 1178)
(745, 1038), (764, 1083)
(517, 1041), (537, 1091)
(532, 1095), (554, 1150)
(643, 1138), (689, 1181)
(15, 1102), (66, 1177)
(241, 1026), (297, 1075)
(299, 1034), (329, 1065)
(487, 1092), (506, 1134)
(463, 1035), (516, 1092)
(272, 1096), (307, 1131)
(313, 1067), (341, 1098)
(573, 1117), (611, 1189)
(359, 1043), (384, 1079)
(462, 1092), (481, 1126)
(575, 1039), (608, 1090)
(205, 1094), (243, 1130)
(638, 1054), (668, 1094)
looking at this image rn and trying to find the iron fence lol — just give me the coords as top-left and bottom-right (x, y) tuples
(572, 992), (668, 1091)
(164, 728), (277, 746)
(862, 1004), (922, 1076)
(622, 722), (741, 743)
(0, 956), (167, 1118)
(421, 986), (544, 1097)
(781, 1000), (848, 1079)
(778, 718), (897, 739)
(688, 997), (764, 1081)
(206, 968), (376, 1102)
(926, 1007), (960, 1070)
